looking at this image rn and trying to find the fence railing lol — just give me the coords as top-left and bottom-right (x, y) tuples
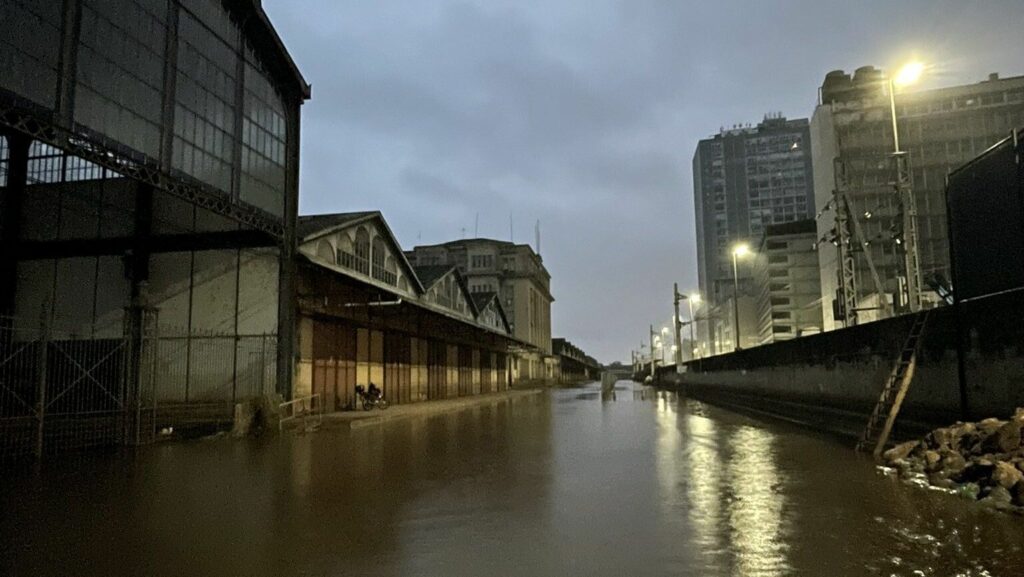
(279, 394), (322, 431)
(0, 310), (278, 462)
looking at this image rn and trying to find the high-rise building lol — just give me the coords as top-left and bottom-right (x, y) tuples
(812, 68), (1024, 331)
(752, 219), (822, 344)
(692, 114), (815, 354)
(405, 239), (555, 381)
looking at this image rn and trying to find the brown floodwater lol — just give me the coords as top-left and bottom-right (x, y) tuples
(2, 382), (1023, 576)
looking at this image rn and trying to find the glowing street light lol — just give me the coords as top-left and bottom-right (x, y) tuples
(731, 243), (751, 351)
(893, 61), (925, 87)
(888, 60), (925, 313)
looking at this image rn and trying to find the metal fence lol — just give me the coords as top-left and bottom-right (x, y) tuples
(0, 310), (277, 462)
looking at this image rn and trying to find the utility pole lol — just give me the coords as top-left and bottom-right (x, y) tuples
(833, 158), (858, 328)
(888, 76), (922, 313)
(687, 296), (697, 360)
(649, 324), (656, 379)
(672, 283), (683, 369)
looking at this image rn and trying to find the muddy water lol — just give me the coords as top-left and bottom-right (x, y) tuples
(2, 382), (1023, 576)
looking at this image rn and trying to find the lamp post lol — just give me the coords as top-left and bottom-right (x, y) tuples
(731, 243), (750, 351)
(649, 325), (656, 379)
(887, 61), (925, 313)
(672, 283), (683, 368)
(674, 286), (702, 366)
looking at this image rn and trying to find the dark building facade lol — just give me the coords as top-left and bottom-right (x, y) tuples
(0, 0), (308, 456)
(692, 114), (814, 354)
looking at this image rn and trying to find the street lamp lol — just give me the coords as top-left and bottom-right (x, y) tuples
(674, 287), (702, 363)
(887, 61), (925, 312)
(731, 243), (751, 351)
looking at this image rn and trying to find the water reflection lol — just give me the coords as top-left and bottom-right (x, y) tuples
(2, 383), (1024, 577)
(685, 411), (725, 572)
(726, 425), (788, 576)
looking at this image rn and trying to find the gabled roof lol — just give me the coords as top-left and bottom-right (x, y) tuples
(413, 264), (458, 290)
(410, 265), (481, 318)
(297, 211), (378, 242)
(297, 211), (424, 293)
(470, 291), (511, 334)
(470, 291), (497, 311)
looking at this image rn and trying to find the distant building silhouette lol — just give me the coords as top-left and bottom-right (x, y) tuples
(406, 239), (555, 382)
(692, 115), (815, 354)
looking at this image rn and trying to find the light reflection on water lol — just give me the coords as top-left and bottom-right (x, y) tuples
(685, 410), (725, 572)
(727, 425), (787, 576)
(2, 382), (1023, 577)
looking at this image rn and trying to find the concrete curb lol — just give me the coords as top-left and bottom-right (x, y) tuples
(319, 389), (545, 431)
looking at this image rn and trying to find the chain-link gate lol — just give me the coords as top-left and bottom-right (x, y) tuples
(1, 309), (277, 462)
(0, 313), (129, 460)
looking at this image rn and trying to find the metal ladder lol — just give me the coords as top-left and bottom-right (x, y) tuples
(857, 311), (929, 457)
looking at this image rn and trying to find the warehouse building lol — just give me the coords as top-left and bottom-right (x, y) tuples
(0, 0), (308, 455)
(294, 212), (518, 411)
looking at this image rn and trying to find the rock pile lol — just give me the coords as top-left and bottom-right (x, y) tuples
(882, 408), (1024, 513)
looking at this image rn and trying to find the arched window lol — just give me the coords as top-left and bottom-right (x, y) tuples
(315, 239), (333, 262)
(371, 236), (392, 284)
(353, 227), (370, 274)
(335, 233), (355, 267)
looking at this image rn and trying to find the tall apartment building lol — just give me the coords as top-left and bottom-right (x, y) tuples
(405, 239), (555, 381)
(752, 219), (823, 344)
(692, 114), (815, 354)
(812, 68), (1024, 331)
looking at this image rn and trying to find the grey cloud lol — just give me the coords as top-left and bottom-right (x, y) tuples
(270, 0), (1023, 362)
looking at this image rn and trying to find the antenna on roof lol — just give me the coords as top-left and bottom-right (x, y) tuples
(461, 227), (466, 239)
(474, 212), (479, 238)
(535, 219), (541, 256)
(510, 213), (514, 242)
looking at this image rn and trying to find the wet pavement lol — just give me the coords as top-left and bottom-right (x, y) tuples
(2, 381), (1023, 576)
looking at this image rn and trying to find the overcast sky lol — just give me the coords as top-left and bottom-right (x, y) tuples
(266, 0), (1023, 363)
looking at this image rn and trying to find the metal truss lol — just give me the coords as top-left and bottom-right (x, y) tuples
(894, 151), (922, 312)
(0, 91), (284, 238)
(833, 158), (859, 327)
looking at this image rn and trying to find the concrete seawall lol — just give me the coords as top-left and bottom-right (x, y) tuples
(655, 290), (1024, 440)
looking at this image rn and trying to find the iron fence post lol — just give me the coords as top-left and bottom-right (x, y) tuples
(35, 308), (49, 460)
(150, 309), (160, 443)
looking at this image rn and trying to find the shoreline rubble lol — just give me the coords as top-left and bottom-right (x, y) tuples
(881, 408), (1024, 514)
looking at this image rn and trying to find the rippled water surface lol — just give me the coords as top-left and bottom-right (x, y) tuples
(3, 382), (1023, 576)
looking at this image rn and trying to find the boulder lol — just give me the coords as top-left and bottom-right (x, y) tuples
(991, 461), (1024, 489)
(940, 452), (967, 476)
(924, 450), (943, 471)
(979, 485), (1013, 508)
(983, 420), (1022, 454)
(1012, 481), (1024, 506)
(925, 427), (956, 451)
(978, 418), (1005, 437)
(1014, 407), (1024, 421)
(883, 441), (920, 464)
(955, 461), (996, 484)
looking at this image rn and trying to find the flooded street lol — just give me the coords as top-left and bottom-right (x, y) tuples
(3, 382), (1024, 576)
